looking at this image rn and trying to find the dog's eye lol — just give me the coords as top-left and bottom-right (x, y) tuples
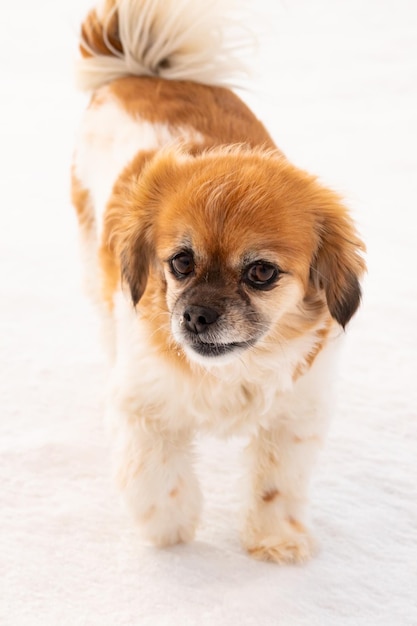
(170, 252), (195, 278)
(244, 262), (279, 289)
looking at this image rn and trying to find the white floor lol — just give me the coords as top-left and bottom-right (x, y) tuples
(1, 1), (416, 624)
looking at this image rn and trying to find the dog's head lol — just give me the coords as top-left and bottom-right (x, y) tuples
(110, 147), (365, 365)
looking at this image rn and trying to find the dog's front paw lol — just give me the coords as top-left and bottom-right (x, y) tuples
(113, 423), (202, 548)
(242, 518), (317, 564)
(125, 475), (202, 548)
(140, 496), (201, 548)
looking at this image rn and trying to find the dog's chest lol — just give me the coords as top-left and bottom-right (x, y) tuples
(112, 293), (334, 436)
(186, 374), (278, 435)
(128, 348), (299, 436)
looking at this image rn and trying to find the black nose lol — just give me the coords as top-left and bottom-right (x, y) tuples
(183, 305), (219, 334)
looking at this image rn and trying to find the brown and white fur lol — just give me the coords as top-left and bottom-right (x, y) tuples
(71, 0), (366, 563)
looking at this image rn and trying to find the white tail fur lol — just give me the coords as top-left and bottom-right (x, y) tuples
(75, 0), (252, 92)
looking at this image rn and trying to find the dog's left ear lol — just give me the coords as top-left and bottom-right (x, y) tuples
(311, 206), (366, 328)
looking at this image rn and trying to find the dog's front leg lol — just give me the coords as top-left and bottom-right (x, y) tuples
(242, 422), (324, 564)
(113, 417), (202, 547)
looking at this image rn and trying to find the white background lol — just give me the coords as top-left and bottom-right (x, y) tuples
(1, 1), (416, 624)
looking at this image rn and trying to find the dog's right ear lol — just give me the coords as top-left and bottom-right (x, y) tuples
(100, 150), (156, 308)
(120, 227), (154, 307)
(104, 152), (157, 307)
(109, 148), (188, 307)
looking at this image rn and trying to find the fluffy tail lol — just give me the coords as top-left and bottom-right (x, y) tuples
(75, 0), (251, 92)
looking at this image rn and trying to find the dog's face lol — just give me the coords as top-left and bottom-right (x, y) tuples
(163, 232), (305, 365)
(114, 148), (365, 365)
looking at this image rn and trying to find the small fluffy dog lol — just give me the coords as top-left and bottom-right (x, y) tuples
(71, 0), (365, 563)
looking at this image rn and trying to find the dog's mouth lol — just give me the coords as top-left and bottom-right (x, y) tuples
(171, 303), (263, 362)
(188, 338), (252, 357)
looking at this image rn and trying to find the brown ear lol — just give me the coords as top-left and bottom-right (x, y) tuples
(311, 211), (366, 328)
(104, 152), (158, 307)
(120, 228), (154, 306)
(107, 148), (188, 306)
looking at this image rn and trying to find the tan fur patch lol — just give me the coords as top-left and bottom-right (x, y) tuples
(71, 169), (95, 231)
(292, 318), (332, 381)
(293, 434), (322, 444)
(141, 505), (156, 523)
(109, 76), (278, 152)
(116, 458), (144, 490)
(262, 489), (280, 503)
(288, 518), (307, 534)
(246, 536), (314, 564)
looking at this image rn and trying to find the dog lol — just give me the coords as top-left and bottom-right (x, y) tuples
(71, 0), (366, 563)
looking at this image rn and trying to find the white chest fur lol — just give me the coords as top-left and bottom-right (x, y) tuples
(108, 291), (341, 438)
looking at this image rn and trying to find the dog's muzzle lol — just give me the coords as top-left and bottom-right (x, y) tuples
(180, 304), (247, 357)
